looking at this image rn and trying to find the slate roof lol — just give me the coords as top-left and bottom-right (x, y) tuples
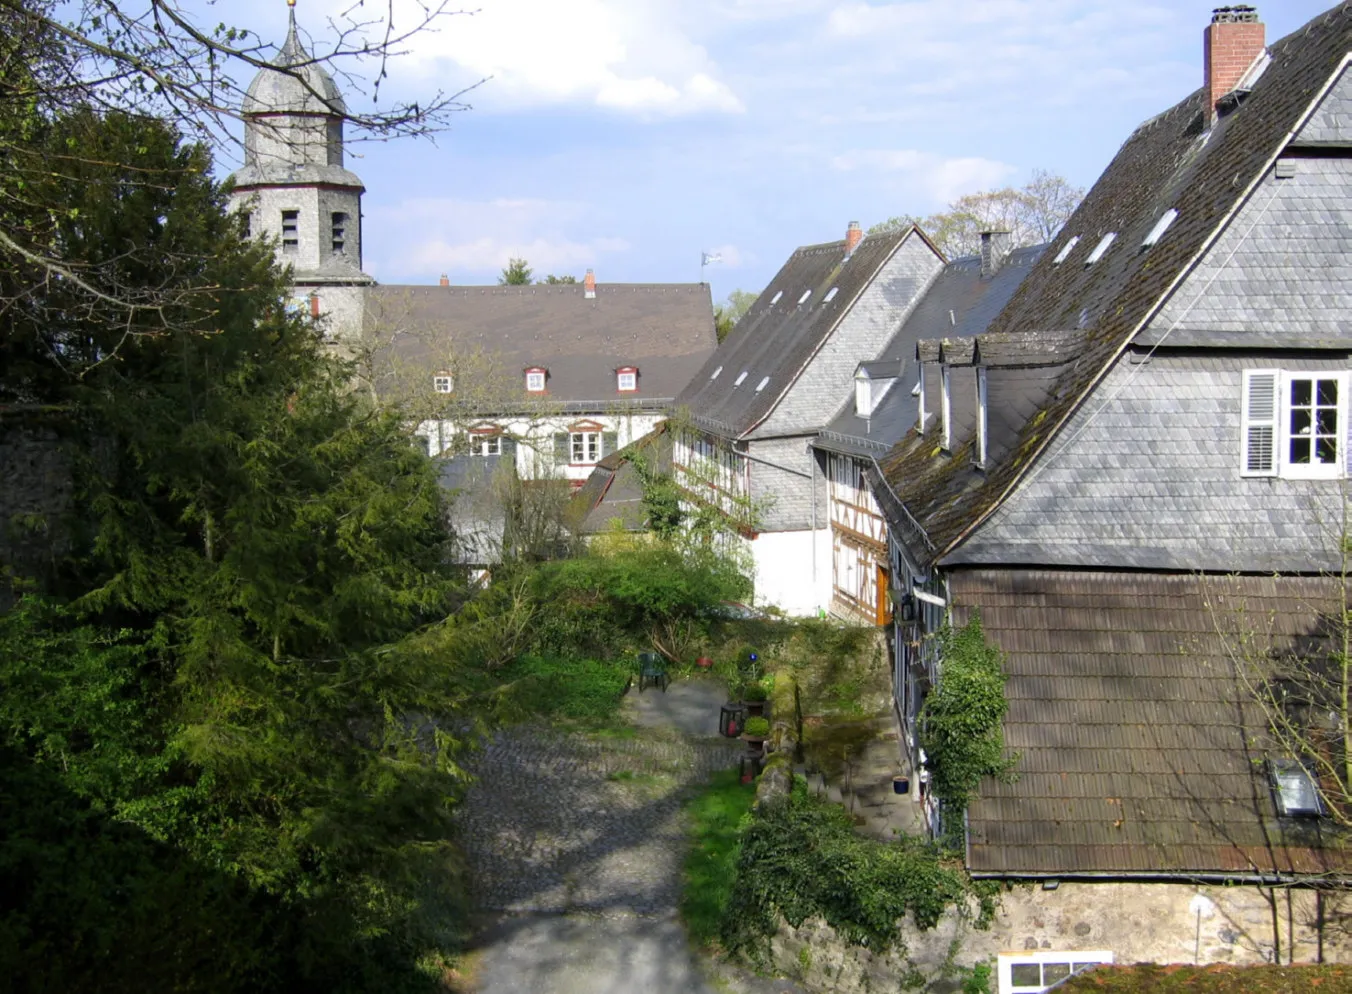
(947, 352), (1352, 572)
(816, 247), (1043, 456)
(879, 3), (1352, 566)
(570, 427), (672, 534)
(674, 229), (919, 438)
(366, 283), (716, 409)
(242, 11), (346, 116)
(953, 569), (1349, 878)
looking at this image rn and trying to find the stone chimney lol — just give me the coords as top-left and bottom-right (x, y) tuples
(980, 231), (1012, 279)
(584, 268), (596, 300)
(845, 221), (863, 256)
(1205, 6), (1265, 125)
(439, 274), (449, 287)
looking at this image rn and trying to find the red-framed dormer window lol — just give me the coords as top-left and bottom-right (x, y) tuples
(617, 366), (638, 392)
(525, 367), (547, 393)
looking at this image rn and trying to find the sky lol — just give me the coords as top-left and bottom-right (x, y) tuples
(210, 0), (1337, 305)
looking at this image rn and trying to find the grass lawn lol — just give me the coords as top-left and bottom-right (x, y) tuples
(681, 768), (758, 947)
(486, 653), (633, 730)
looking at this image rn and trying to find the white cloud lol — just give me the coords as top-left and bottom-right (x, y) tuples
(832, 150), (1016, 205)
(365, 197), (629, 279)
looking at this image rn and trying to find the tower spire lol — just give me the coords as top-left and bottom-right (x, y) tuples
(281, 0), (304, 65)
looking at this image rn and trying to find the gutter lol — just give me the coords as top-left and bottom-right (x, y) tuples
(936, 52), (1352, 564)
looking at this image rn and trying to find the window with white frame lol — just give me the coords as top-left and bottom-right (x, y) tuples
(617, 368), (637, 391)
(940, 366), (953, 451)
(571, 431), (600, 464)
(433, 371), (453, 393)
(470, 433), (502, 457)
(525, 368), (547, 392)
(997, 951), (1113, 994)
(1241, 370), (1348, 479)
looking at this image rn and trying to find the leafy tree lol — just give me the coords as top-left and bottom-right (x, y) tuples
(0, 108), (467, 991)
(498, 257), (534, 285)
(870, 169), (1084, 258)
(540, 274), (577, 284)
(714, 289), (758, 342)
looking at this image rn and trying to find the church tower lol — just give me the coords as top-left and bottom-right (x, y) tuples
(229, 0), (372, 347)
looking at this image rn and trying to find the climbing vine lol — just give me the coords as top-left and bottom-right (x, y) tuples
(920, 614), (1018, 821)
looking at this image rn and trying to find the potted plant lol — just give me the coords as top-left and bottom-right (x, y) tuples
(741, 681), (769, 718)
(741, 715), (770, 754)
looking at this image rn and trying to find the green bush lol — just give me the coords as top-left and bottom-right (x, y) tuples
(743, 716), (770, 738)
(490, 654), (631, 729)
(720, 780), (994, 958)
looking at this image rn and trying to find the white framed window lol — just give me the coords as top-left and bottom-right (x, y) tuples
(997, 951), (1113, 994)
(975, 367), (988, 468)
(1241, 369), (1348, 479)
(617, 368), (637, 392)
(571, 431), (601, 465)
(525, 368), (547, 392)
(855, 373), (872, 419)
(940, 365), (952, 452)
(917, 366), (928, 431)
(471, 433), (502, 457)
(433, 371), (453, 393)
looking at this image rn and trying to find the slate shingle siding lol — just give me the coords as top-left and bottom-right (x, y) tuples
(1295, 64), (1352, 143)
(1145, 159), (1352, 338)
(946, 352), (1352, 571)
(753, 237), (941, 438)
(748, 435), (823, 533)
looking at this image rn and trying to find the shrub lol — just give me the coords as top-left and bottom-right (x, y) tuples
(743, 716), (770, 738)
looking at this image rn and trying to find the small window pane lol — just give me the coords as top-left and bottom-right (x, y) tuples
(1318, 379), (1339, 406)
(1292, 379), (1313, 406)
(1317, 437), (1338, 464)
(1292, 438), (1312, 464)
(1043, 962), (1072, 984)
(1010, 963), (1042, 987)
(1318, 408), (1339, 434)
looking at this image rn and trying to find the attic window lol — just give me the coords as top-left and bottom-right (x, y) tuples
(433, 371), (453, 394)
(940, 366), (952, 452)
(1052, 236), (1079, 265)
(770, 291), (783, 305)
(733, 371), (748, 387)
(824, 287), (839, 303)
(1270, 758), (1325, 818)
(617, 367), (638, 392)
(798, 290), (812, 304)
(755, 376), (770, 393)
(855, 372), (872, 418)
(525, 368), (547, 393)
(1142, 209), (1178, 248)
(1085, 233), (1116, 266)
(975, 367), (988, 468)
(281, 209), (299, 254)
(711, 365), (723, 380)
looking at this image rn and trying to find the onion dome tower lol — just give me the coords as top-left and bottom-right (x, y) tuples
(229, 0), (372, 346)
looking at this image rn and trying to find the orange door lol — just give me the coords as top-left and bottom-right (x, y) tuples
(876, 564), (892, 626)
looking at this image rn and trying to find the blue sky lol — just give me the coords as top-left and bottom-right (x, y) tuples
(215, 0), (1335, 305)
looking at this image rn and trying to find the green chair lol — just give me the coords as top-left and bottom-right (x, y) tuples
(637, 651), (669, 693)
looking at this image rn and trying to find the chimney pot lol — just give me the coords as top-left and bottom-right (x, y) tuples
(1204, 6), (1265, 125)
(309, 291), (321, 319)
(980, 231), (1012, 279)
(845, 221), (863, 256)
(439, 274), (449, 287)
(584, 268), (596, 300)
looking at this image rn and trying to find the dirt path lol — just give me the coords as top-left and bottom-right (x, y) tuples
(455, 680), (804, 994)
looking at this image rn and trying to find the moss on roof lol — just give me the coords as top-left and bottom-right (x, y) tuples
(1059, 963), (1352, 993)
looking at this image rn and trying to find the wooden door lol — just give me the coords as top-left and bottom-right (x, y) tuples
(876, 564), (892, 626)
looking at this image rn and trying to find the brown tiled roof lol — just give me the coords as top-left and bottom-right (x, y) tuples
(880, 4), (1352, 566)
(952, 569), (1349, 878)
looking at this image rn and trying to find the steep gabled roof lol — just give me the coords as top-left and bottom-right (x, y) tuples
(675, 229), (921, 438)
(880, 3), (1352, 565)
(367, 283), (716, 408)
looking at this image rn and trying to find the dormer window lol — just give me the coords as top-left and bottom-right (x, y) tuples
(975, 367), (988, 468)
(1085, 232), (1116, 266)
(617, 367), (638, 392)
(525, 368), (547, 393)
(940, 366), (952, 451)
(433, 371), (453, 394)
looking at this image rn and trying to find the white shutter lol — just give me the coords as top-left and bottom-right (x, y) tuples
(1241, 369), (1279, 476)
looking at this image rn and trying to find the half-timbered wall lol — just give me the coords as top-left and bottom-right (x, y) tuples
(827, 453), (888, 622)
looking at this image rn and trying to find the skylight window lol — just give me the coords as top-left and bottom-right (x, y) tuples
(1142, 209), (1178, 248)
(798, 290), (812, 304)
(1270, 758), (1325, 818)
(1052, 236), (1079, 265)
(733, 371), (748, 387)
(755, 376), (770, 392)
(1085, 233), (1117, 266)
(710, 365), (723, 380)
(770, 291), (783, 305)
(824, 287), (839, 303)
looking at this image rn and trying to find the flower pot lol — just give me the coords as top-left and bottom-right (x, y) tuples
(892, 776), (910, 795)
(742, 700), (766, 719)
(741, 734), (767, 755)
(696, 656), (714, 670)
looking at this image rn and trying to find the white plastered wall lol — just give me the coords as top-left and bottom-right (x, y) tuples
(749, 526), (832, 616)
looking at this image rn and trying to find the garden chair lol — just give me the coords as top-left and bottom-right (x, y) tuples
(637, 651), (669, 693)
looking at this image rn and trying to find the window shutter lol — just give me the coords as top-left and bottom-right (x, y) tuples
(500, 435), (517, 465)
(602, 432), (618, 457)
(554, 432), (570, 464)
(1241, 370), (1279, 476)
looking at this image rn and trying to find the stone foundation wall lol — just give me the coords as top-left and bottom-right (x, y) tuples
(765, 881), (1352, 992)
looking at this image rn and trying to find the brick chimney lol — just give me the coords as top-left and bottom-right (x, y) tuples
(439, 274), (449, 287)
(584, 268), (596, 300)
(980, 231), (1012, 279)
(1205, 6), (1265, 125)
(845, 221), (863, 256)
